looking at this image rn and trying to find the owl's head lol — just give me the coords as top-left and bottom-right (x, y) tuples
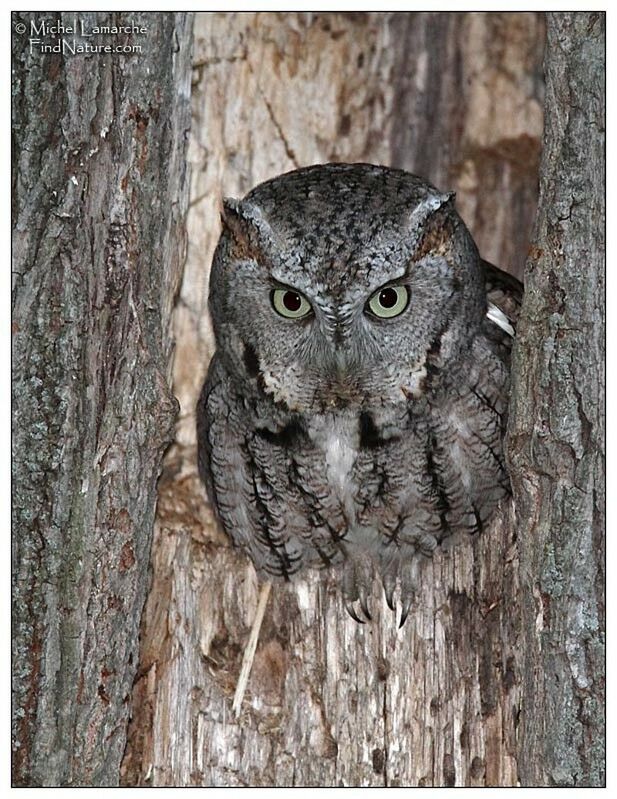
(209, 163), (486, 413)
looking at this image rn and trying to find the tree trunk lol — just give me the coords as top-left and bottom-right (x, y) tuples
(121, 12), (556, 787)
(11, 11), (193, 786)
(507, 12), (605, 787)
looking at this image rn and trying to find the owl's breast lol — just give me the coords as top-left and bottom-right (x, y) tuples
(306, 412), (361, 519)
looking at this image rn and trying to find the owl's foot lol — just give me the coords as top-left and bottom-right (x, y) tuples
(341, 546), (424, 627)
(342, 551), (374, 624)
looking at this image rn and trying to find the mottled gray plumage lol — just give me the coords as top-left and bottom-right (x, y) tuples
(197, 163), (521, 624)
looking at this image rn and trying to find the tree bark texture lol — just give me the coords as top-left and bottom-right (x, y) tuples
(121, 12), (550, 787)
(507, 12), (605, 787)
(12, 12), (193, 786)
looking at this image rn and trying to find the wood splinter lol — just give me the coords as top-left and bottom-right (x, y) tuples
(232, 581), (272, 718)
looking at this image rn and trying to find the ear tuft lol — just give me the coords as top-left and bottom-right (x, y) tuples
(411, 191), (457, 261)
(220, 198), (273, 261)
(409, 192), (455, 228)
(220, 197), (257, 236)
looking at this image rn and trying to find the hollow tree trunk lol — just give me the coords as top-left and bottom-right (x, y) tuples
(507, 11), (605, 787)
(11, 11), (193, 786)
(121, 12), (555, 787)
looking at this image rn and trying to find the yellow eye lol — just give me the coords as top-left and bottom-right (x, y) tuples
(271, 288), (312, 319)
(367, 285), (409, 318)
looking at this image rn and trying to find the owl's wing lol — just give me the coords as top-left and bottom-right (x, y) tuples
(482, 259), (523, 338)
(197, 354), (343, 580)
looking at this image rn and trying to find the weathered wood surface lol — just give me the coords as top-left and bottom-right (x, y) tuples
(507, 12), (605, 787)
(122, 11), (546, 787)
(11, 11), (193, 786)
(124, 501), (519, 786)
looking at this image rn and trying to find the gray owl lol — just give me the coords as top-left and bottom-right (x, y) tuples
(197, 163), (521, 625)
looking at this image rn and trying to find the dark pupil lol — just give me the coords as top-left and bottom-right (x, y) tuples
(379, 288), (398, 308)
(283, 291), (302, 312)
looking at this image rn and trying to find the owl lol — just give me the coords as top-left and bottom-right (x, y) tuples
(197, 163), (521, 626)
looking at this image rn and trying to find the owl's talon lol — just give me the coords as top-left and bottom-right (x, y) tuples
(399, 571), (415, 627)
(359, 593), (372, 621)
(383, 575), (396, 611)
(398, 599), (412, 628)
(345, 601), (366, 624)
(398, 558), (419, 628)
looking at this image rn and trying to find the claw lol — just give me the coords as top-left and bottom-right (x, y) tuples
(342, 546), (375, 624)
(383, 574), (396, 612)
(398, 557), (419, 628)
(398, 595), (412, 628)
(359, 592), (372, 621)
(345, 600), (366, 624)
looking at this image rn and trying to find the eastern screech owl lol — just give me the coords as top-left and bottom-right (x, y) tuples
(197, 163), (521, 625)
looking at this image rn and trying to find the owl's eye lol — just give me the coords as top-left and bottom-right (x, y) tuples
(271, 288), (312, 319)
(366, 285), (410, 319)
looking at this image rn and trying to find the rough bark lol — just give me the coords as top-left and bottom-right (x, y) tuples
(11, 11), (193, 786)
(507, 12), (605, 787)
(122, 12), (546, 787)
